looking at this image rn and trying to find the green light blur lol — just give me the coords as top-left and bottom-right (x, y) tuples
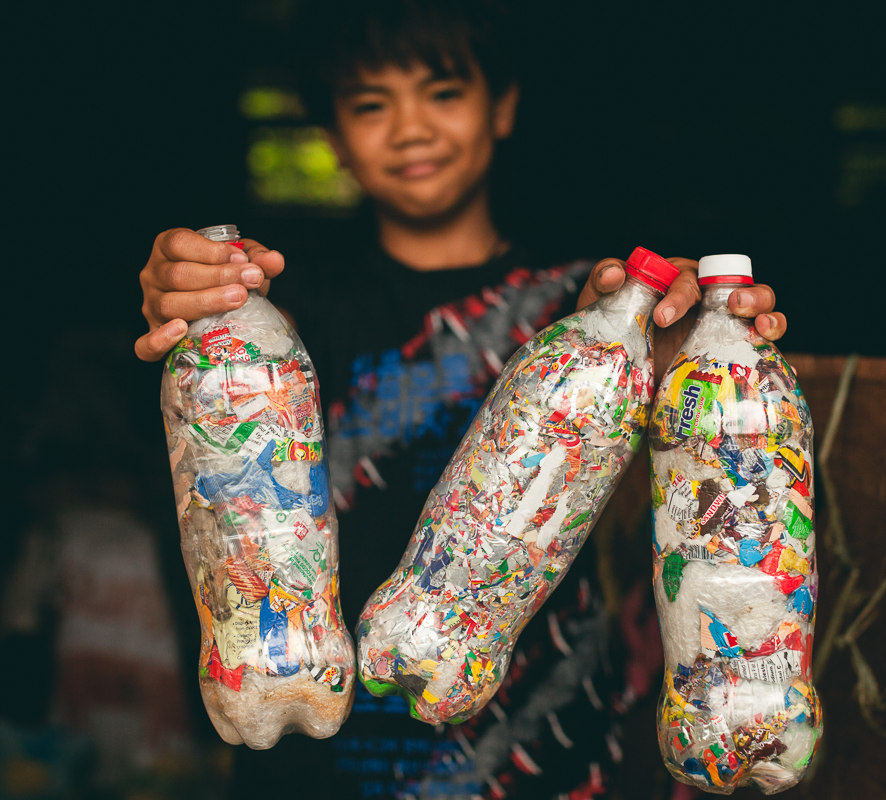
(240, 87), (305, 120)
(247, 126), (362, 208)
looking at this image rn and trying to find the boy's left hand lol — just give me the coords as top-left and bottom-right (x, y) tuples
(576, 257), (787, 379)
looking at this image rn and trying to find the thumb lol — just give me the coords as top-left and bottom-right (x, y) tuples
(576, 259), (626, 310)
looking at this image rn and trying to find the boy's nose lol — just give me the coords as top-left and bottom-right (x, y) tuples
(389, 102), (435, 147)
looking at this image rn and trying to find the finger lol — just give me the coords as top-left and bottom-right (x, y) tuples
(728, 284), (777, 317)
(753, 311), (787, 341)
(654, 259), (701, 327)
(156, 285), (249, 325)
(241, 239), (286, 280)
(149, 259), (267, 293)
(576, 259), (626, 309)
(157, 227), (248, 266)
(134, 319), (188, 362)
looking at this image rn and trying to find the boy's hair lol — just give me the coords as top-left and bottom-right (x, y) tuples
(293, 0), (519, 128)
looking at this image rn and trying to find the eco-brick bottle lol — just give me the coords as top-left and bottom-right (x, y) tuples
(358, 247), (679, 724)
(649, 254), (821, 793)
(160, 224), (354, 748)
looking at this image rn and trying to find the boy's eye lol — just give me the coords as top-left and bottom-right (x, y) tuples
(351, 99), (385, 114)
(431, 87), (463, 102)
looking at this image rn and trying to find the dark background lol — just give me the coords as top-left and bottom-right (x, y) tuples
(4, 1), (885, 798)
(8, 1), (885, 356)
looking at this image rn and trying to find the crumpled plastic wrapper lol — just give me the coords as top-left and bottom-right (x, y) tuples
(358, 278), (663, 724)
(649, 299), (821, 794)
(162, 291), (355, 748)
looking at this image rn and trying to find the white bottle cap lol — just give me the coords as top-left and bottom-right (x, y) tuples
(697, 254), (753, 284)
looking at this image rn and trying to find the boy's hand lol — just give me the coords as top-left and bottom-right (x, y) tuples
(577, 257), (787, 379)
(135, 228), (285, 362)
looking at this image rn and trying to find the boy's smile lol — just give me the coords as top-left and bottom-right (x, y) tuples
(388, 157), (453, 181)
(327, 61), (518, 224)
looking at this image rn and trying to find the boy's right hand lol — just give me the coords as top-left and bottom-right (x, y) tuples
(135, 228), (285, 362)
(577, 256), (786, 380)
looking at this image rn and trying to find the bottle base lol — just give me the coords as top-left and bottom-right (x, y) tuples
(200, 669), (355, 748)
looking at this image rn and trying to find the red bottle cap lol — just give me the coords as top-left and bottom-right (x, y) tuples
(625, 247), (680, 293)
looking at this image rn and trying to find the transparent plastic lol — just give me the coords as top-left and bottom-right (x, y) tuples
(357, 271), (673, 724)
(160, 225), (355, 748)
(649, 280), (821, 793)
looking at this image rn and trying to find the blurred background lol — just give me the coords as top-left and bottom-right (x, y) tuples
(3, 1), (884, 798)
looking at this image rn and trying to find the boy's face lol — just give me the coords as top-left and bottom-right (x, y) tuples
(327, 60), (518, 223)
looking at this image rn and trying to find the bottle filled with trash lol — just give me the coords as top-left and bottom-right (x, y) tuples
(649, 254), (821, 794)
(160, 225), (355, 748)
(357, 247), (680, 724)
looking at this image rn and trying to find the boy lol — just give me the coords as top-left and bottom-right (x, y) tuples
(137, 2), (784, 796)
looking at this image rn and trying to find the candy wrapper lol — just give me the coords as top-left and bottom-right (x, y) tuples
(357, 248), (679, 724)
(160, 225), (355, 748)
(649, 254), (821, 794)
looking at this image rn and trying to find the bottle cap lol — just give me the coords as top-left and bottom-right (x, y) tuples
(625, 247), (680, 293)
(697, 254), (753, 285)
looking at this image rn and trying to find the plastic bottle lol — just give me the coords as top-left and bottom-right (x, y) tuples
(649, 254), (821, 794)
(160, 225), (355, 748)
(357, 247), (680, 724)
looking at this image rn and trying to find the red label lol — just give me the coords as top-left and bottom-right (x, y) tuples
(686, 369), (723, 385)
(207, 644), (244, 690)
(202, 327), (233, 352)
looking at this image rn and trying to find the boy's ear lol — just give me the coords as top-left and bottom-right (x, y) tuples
(493, 83), (520, 140)
(323, 127), (350, 169)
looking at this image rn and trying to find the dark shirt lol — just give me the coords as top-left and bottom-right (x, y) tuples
(230, 245), (630, 800)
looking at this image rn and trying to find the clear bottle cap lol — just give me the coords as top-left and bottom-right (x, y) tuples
(196, 224), (240, 242)
(698, 254), (753, 285)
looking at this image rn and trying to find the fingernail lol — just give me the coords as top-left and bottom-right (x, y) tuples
(762, 314), (777, 331)
(224, 285), (244, 303)
(242, 267), (263, 287)
(659, 306), (675, 325)
(229, 251), (248, 264)
(735, 291), (751, 308)
(599, 264), (621, 281)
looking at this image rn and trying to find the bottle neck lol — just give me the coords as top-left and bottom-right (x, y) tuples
(691, 282), (755, 347)
(197, 224), (240, 243)
(623, 273), (666, 309)
(700, 282), (745, 313)
(585, 274), (663, 343)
